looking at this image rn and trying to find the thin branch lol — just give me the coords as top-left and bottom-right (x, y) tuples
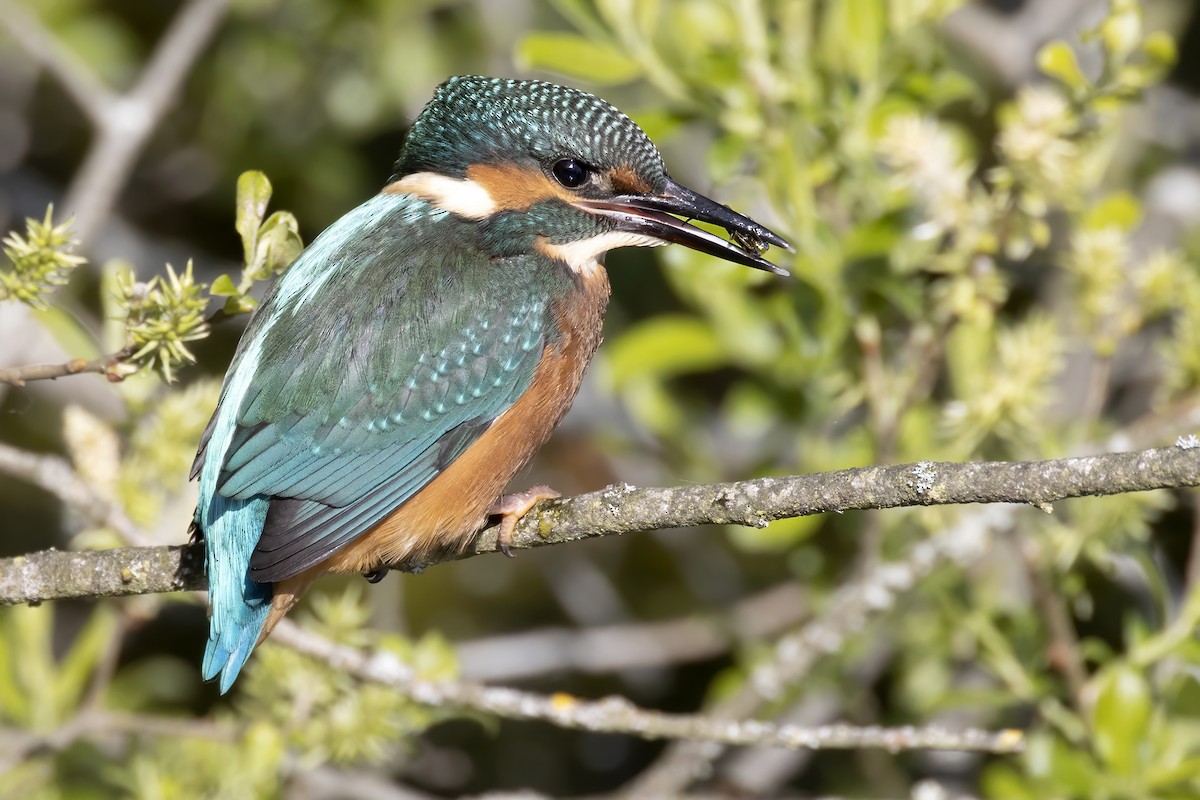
(62, 0), (231, 244)
(0, 0), (229, 244)
(456, 582), (808, 681)
(0, 441), (153, 547)
(268, 620), (1024, 755)
(1016, 532), (1089, 711)
(1185, 497), (1200, 595)
(0, 346), (136, 387)
(0, 708), (235, 772)
(2, 445), (1199, 605)
(0, 0), (115, 124)
(292, 765), (439, 800)
(624, 505), (1012, 796)
(717, 641), (897, 796)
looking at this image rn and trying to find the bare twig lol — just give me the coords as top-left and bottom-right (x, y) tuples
(0, 441), (153, 547)
(717, 642), (897, 796)
(1016, 533), (1089, 711)
(2, 445), (1199, 606)
(0, 708), (235, 772)
(269, 620), (1024, 755)
(456, 582), (808, 681)
(39, 0), (231, 244)
(293, 765), (439, 800)
(0, 1), (115, 124)
(624, 506), (1012, 796)
(1187, 499), (1200, 595)
(0, 346), (136, 387)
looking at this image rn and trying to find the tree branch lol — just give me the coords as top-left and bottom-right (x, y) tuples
(0, 0), (115, 124)
(626, 505), (1011, 795)
(2, 444), (1198, 606)
(455, 581), (808, 681)
(0, 442), (154, 547)
(268, 620), (1024, 755)
(10, 443), (1188, 757)
(0, 0), (230, 244)
(0, 346), (136, 387)
(60, 0), (231, 244)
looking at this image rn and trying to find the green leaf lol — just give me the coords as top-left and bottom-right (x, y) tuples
(818, 1), (883, 83)
(54, 605), (118, 719)
(248, 211), (303, 280)
(517, 32), (642, 85)
(223, 295), (258, 315)
(236, 171), (273, 268)
(1141, 31), (1178, 71)
(1091, 662), (1152, 775)
(1037, 42), (1089, 92)
(1084, 192), (1142, 232)
(210, 273), (239, 297)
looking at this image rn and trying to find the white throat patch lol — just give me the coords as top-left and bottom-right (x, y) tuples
(538, 231), (666, 277)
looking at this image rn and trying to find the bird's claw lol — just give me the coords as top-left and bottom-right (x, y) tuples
(363, 568), (390, 584)
(489, 484), (561, 558)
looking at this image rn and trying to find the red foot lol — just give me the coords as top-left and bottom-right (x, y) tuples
(489, 485), (561, 557)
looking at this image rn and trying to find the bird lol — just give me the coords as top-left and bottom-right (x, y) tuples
(191, 75), (790, 693)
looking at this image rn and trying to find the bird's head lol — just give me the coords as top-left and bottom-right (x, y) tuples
(388, 76), (790, 275)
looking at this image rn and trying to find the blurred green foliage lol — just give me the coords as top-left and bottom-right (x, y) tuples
(3, 0), (1200, 797)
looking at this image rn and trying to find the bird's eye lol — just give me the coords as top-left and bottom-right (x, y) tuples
(552, 159), (590, 188)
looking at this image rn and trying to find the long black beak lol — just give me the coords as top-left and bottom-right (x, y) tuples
(578, 178), (792, 275)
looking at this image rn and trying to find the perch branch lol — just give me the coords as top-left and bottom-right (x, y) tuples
(2, 444), (1198, 606)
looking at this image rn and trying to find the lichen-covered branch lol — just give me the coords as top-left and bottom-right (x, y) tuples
(0, 545), (203, 606)
(1, 444), (1197, 606)
(268, 620), (1024, 754)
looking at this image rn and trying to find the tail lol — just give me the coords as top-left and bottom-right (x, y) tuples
(200, 493), (273, 694)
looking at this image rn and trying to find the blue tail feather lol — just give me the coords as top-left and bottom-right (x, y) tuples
(200, 492), (272, 693)
(202, 572), (272, 693)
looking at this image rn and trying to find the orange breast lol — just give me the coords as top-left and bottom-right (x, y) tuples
(318, 269), (611, 575)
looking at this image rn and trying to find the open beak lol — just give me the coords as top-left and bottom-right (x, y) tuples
(577, 178), (792, 276)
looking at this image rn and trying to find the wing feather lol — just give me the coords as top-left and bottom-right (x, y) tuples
(193, 193), (553, 581)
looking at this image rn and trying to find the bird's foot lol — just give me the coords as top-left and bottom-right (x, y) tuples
(363, 568), (390, 584)
(489, 485), (561, 558)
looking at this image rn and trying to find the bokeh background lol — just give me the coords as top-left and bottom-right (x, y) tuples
(4, 0), (1200, 797)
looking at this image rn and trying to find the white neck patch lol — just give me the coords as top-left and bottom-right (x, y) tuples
(386, 172), (499, 219)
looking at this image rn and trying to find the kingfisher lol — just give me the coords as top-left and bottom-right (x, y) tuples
(192, 76), (790, 693)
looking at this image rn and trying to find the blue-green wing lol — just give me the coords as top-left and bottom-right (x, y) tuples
(194, 194), (549, 582)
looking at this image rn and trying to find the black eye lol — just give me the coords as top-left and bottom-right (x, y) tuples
(552, 159), (590, 188)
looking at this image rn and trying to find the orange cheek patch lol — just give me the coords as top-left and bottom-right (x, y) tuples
(465, 163), (576, 211)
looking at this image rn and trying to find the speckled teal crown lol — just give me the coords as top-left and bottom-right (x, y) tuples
(391, 76), (666, 184)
